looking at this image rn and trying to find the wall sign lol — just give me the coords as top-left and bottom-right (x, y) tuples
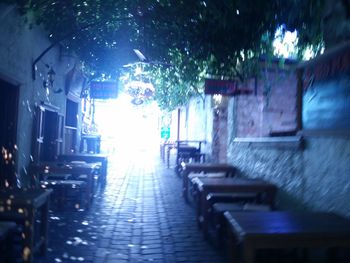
(204, 79), (252, 95)
(302, 43), (350, 133)
(90, 81), (118, 99)
(204, 79), (238, 95)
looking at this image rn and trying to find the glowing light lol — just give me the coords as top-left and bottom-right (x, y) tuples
(273, 26), (298, 59)
(213, 94), (223, 105)
(23, 247), (31, 261)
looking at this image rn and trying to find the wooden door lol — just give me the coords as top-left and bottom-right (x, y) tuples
(32, 105), (62, 163)
(41, 110), (59, 162)
(0, 79), (19, 188)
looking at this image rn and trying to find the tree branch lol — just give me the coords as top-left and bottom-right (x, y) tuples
(32, 16), (133, 80)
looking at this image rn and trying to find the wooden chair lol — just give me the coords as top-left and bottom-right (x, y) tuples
(57, 154), (108, 185)
(30, 162), (100, 210)
(210, 202), (271, 248)
(0, 189), (52, 263)
(40, 178), (88, 210)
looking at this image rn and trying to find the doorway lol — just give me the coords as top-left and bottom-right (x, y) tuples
(0, 78), (19, 188)
(41, 110), (59, 161)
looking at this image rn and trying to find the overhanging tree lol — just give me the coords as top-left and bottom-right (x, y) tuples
(3, 0), (326, 110)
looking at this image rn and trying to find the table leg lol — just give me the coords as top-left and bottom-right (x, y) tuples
(101, 159), (107, 184)
(39, 198), (49, 255)
(326, 247), (338, 263)
(182, 171), (189, 202)
(227, 230), (240, 263)
(265, 190), (277, 209)
(201, 190), (210, 238)
(160, 144), (165, 162)
(243, 240), (255, 263)
(87, 173), (94, 208)
(167, 147), (170, 168)
(196, 190), (203, 229)
(23, 208), (35, 263)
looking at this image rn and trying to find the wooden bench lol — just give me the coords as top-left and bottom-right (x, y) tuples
(210, 203), (271, 248)
(182, 163), (237, 202)
(40, 179), (88, 209)
(0, 189), (52, 263)
(224, 211), (350, 263)
(57, 153), (108, 185)
(167, 140), (205, 171)
(30, 162), (100, 208)
(192, 177), (277, 238)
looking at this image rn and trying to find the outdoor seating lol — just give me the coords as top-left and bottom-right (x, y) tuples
(0, 221), (17, 263)
(160, 140), (176, 164)
(40, 179), (88, 209)
(166, 140), (205, 171)
(57, 153), (108, 185)
(209, 203), (271, 248)
(182, 163), (237, 202)
(191, 177), (277, 237)
(79, 134), (101, 154)
(224, 211), (350, 263)
(30, 161), (101, 209)
(0, 189), (52, 263)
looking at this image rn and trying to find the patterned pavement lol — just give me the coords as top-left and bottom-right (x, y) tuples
(34, 147), (226, 263)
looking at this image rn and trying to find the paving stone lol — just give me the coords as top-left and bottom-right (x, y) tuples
(33, 150), (226, 263)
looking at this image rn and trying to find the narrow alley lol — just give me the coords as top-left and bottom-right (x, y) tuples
(2, 3), (350, 263)
(36, 148), (226, 263)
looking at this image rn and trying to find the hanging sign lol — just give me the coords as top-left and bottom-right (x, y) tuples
(301, 43), (350, 132)
(204, 79), (238, 95)
(204, 79), (252, 95)
(90, 81), (118, 99)
(160, 127), (170, 139)
(302, 42), (350, 90)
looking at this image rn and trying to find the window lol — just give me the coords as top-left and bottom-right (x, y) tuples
(65, 99), (78, 128)
(235, 59), (298, 138)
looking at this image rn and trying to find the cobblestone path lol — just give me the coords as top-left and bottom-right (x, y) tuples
(35, 148), (225, 263)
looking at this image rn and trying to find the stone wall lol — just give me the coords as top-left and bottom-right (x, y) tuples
(227, 48), (350, 218)
(235, 61), (297, 137)
(176, 96), (214, 159)
(227, 134), (350, 218)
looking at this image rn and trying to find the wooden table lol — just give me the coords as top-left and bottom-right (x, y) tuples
(160, 141), (175, 164)
(0, 221), (17, 262)
(58, 153), (108, 184)
(0, 189), (52, 263)
(79, 134), (101, 153)
(192, 177), (277, 237)
(30, 162), (100, 205)
(167, 140), (205, 169)
(224, 211), (350, 263)
(182, 163), (237, 202)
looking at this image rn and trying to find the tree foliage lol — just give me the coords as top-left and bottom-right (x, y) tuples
(3, 0), (326, 110)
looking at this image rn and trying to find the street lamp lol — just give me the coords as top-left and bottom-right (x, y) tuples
(43, 65), (62, 93)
